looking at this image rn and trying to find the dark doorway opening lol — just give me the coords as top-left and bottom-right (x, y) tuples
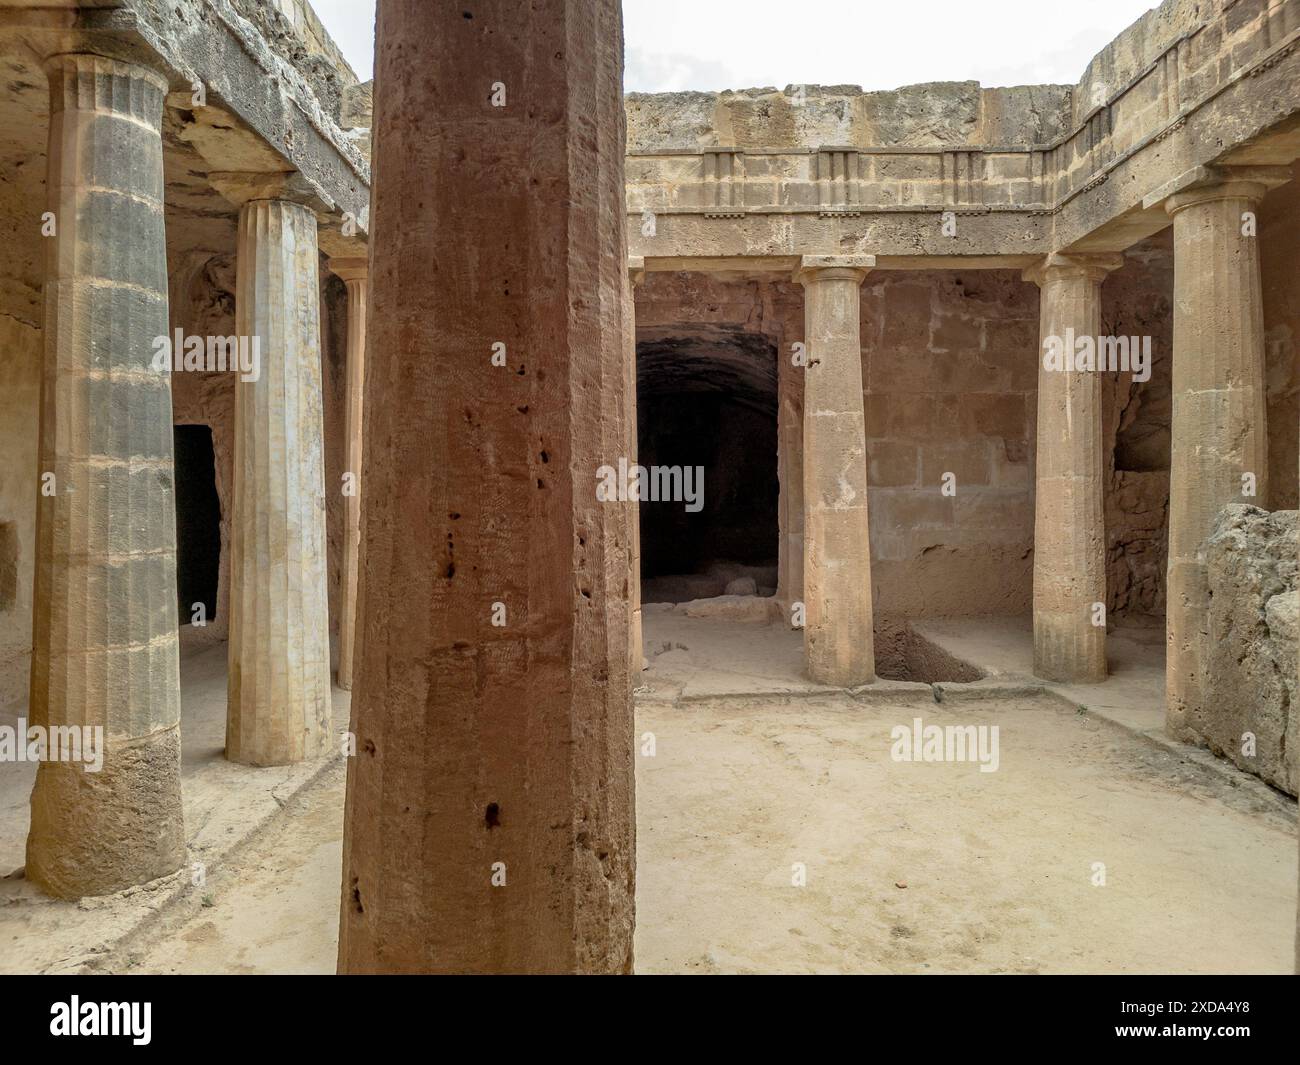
(173, 424), (221, 626)
(637, 328), (779, 603)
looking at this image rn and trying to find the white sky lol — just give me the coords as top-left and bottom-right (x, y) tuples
(311, 0), (1159, 92)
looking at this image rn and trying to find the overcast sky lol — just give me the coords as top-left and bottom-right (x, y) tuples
(311, 0), (1159, 91)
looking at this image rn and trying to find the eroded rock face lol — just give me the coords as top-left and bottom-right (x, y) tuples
(1199, 505), (1297, 796)
(624, 82), (1073, 152)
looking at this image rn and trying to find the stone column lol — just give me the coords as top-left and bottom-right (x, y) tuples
(1151, 167), (1284, 738)
(338, 0), (633, 974)
(25, 54), (185, 898)
(1023, 254), (1121, 683)
(626, 256), (644, 676)
(219, 179), (332, 766)
(331, 257), (368, 691)
(794, 255), (875, 687)
(776, 318), (805, 620)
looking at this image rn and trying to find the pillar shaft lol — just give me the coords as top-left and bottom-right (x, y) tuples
(1164, 180), (1269, 737)
(795, 256), (874, 687)
(776, 321), (805, 616)
(1025, 255), (1118, 683)
(338, 0), (633, 974)
(26, 54), (185, 897)
(627, 258), (644, 676)
(332, 258), (368, 691)
(226, 198), (332, 766)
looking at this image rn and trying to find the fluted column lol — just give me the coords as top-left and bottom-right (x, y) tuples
(1024, 254), (1121, 683)
(338, 0), (633, 974)
(331, 257), (368, 691)
(776, 317), (805, 619)
(626, 256), (644, 676)
(26, 54), (185, 897)
(225, 193), (332, 766)
(794, 255), (875, 687)
(1155, 168), (1283, 738)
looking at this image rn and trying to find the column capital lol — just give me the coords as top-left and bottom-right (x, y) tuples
(210, 170), (327, 211)
(329, 255), (369, 284)
(1142, 164), (1293, 216)
(628, 255), (645, 288)
(45, 52), (170, 104)
(1022, 252), (1124, 287)
(793, 254), (875, 286)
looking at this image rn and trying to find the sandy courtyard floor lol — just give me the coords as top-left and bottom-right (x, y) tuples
(110, 691), (1297, 975)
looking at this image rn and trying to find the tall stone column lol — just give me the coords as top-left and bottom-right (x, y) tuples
(626, 256), (644, 676)
(794, 255), (875, 687)
(331, 257), (368, 691)
(776, 318), (805, 619)
(338, 0), (633, 974)
(1152, 167), (1284, 738)
(1024, 254), (1121, 683)
(26, 54), (185, 897)
(220, 180), (332, 766)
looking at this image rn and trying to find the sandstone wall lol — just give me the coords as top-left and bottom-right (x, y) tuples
(863, 270), (1036, 617)
(1199, 504), (1297, 796)
(626, 82), (1072, 154)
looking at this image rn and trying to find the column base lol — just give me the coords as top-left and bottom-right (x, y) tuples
(25, 725), (185, 899)
(1033, 616), (1106, 684)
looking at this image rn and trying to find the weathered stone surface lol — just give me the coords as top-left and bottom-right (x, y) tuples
(1025, 255), (1120, 683)
(1199, 505), (1297, 796)
(681, 594), (770, 623)
(329, 257), (367, 691)
(1161, 172), (1275, 740)
(226, 198), (332, 767)
(1102, 231), (1174, 621)
(338, 0), (633, 974)
(229, 0), (358, 120)
(25, 54), (185, 898)
(625, 81), (1071, 153)
(797, 256), (875, 687)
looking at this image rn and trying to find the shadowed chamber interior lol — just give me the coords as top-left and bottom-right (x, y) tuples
(173, 424), (221, 625)
(637, 329), (778, 602)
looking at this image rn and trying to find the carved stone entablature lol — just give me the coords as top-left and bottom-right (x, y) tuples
(702, 148), (745, 210)
(815, 147), (862, 211)
(1153, 116), (1188, 143)
(1247, 41), (1296, 77)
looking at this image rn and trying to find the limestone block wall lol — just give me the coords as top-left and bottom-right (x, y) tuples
(862, 271), (1037, 617)
(1200, 504), (1297, 796)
